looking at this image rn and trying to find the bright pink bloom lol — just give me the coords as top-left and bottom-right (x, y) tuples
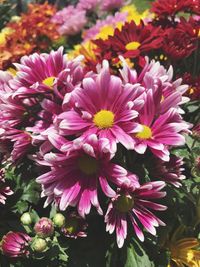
(51, 6), (87, 35)
(105, 181), (166, 248)
(1, 232), (31, 257)
(34, 217), (54, 238)
(150, 155), (185, 187)
(0, 48), (86, 162)
(57, 61), (145, 152)
(120, 57), (189, 114)
(0, 169), (13, 205)
(0, 71), (26, 128)
(6, 130), (32, 162)
(119, 58), (190, 161)
(10, 47), (84, 96)
(132, 91), (189, 161)
(36, 134), (139, 217)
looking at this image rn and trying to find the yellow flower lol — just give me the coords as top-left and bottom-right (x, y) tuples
(95, 25), (115, 40)
(68, 41), (96, 65)
(95, 21), (124, 40)
(120, 4), (152, 25)
(0, 27), (13, 45)
(167, 227), (200, 267)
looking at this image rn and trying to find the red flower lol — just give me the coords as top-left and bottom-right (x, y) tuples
(182, 72), (200, 100)
(191, 0), (200, 15)
(162, 18), (199, 60)
(94, 20), (163, 66)
(1, 232), (31, 258)
(151, 0), (198, 17)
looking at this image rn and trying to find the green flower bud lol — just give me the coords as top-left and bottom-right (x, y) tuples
(32, 238), (47, 252)
(20, 212), (32, 225)
(53, 213), (66, 228)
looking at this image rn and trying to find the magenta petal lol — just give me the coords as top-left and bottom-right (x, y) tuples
(60, 181), (81, 210)
(129, 214), (144, 242)
(78, 186), (92, 218)
(111, 126), (134, 150)
(116, 214), (127, 248)
(99, 176), (116, 197)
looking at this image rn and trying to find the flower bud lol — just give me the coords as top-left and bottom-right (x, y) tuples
(53, 213), (65, 228)
(20, 212), (32, 225)
(32, 238), (47, 252)
(1, 232), (31, 257)
(34, 217), (54, 238)
(61, 212), (87, 239)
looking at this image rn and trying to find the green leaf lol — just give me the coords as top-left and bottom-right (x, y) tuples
(31, 209), (40, 223)
(15, 200), (28, 213)
(21, 180), (40, 204)
(123, 240), (154, 267)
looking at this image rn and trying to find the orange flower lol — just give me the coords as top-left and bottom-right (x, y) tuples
(167, 227), (200, 267)
(0, 2), (60, 69)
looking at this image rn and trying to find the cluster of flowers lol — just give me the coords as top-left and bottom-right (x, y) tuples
(0, 0), (127, 70)
(74, 0), (200, 100)
(0, 2), (59, 70)
(1, 212), (86, 257)
(0, 0), (200, 266)
(0, 46), (190, 249)
(51, 0), (126, 36)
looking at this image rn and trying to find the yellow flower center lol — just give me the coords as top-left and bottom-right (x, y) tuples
(7, 67), (17, 76)
(125, 41), (141, 51)
(136, 125), (152, 140)
(42, 76), (56, 88)
(64, 217), (78, 234)
(93, 110), (114, 129)
(78, 155), (99, 175)
(115, 195), (134, 213)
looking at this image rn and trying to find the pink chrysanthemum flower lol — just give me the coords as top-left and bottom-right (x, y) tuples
(77, 0), (100, 11)
(36, 134), (139, 217)
(61, 212), (88, 239)
(149, 155), (185, 187)
(119, 58), (190, 161)
(10, 47), (84, 96)
(57, 61), (145, 152)
(0, 71), (26, 128)
(120, 57), (189, 115)
(101, 0), (125, 11)
(6, 130), (32, 162)
(0, 169), (13, 205)
(51, 6), (87, 36)
(131, 90), (189, 161)
(1, 232), (31, 257)
(0, 48), (86, 162)
(105, 181), (166, 248)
